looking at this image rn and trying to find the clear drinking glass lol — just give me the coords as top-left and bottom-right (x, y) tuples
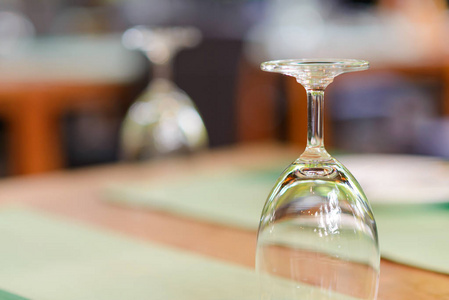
(256, 59), (380, 300)
(120, 26), (208, 160)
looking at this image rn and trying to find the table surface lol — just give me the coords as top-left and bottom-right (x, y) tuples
(0, 143), (448, 300)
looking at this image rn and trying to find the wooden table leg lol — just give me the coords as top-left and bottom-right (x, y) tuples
(8, 91), (64, 175)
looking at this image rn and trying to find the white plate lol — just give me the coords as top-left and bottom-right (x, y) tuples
(336, 154), (449, 205)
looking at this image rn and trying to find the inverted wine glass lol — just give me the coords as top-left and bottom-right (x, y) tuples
(120, 26), (208, 160)
(256, 59), (380, 300)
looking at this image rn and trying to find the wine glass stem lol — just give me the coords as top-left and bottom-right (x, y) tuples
(153, 62), (173, 81)
(307, 89), (324, 148)
(300, 89), (331, 161)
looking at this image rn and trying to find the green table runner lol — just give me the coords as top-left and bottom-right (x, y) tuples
(105, 167), (449, 274)
(0, 207), (357, 300)
(106, 168), (278, 231)
(0, 290), (29, 300)
(1, 35), (144, 84)
(374, 203), (449, 274)
(0, 207), (258, 300)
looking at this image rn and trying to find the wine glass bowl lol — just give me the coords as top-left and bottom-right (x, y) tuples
(256, 59), (379, 300)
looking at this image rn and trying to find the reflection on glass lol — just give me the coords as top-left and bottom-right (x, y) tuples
(120, 26), (208, 160)
(256, 59), (380, 300)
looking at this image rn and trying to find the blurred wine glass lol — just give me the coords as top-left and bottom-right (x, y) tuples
(120, 26), (208, 160)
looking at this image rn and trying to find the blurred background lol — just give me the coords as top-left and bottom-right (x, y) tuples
(1, 0), (449, 177)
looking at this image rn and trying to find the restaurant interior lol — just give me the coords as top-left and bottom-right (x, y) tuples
(0, 0), (448, 299)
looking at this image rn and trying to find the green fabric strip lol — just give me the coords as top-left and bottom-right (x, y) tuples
(0, 289), (29, 300)
(374, 203), (449, 274)
(105, 169), (276, 230)
(0, 207), (258, 300)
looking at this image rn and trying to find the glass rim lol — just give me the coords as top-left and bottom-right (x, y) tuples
(261, 58), (369, 74)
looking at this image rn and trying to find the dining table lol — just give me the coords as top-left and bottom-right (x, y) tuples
(0, 143), (447, 299)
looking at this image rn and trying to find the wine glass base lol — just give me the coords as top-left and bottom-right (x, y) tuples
(261, 58), (369, 89)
